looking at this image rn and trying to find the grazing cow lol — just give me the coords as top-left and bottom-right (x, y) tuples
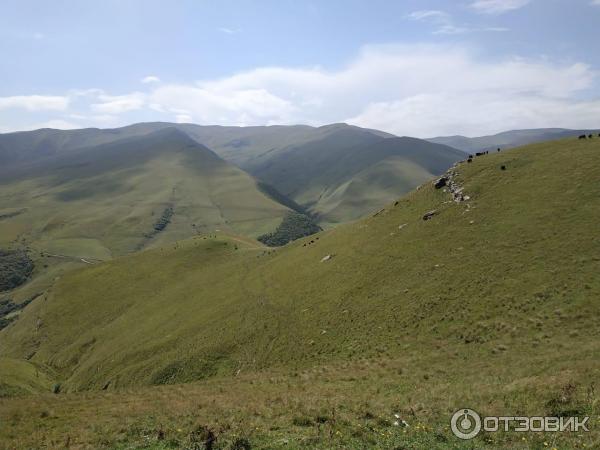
(501, 165), (506, 171)
(434, 177), (448, 189)
(475, 152), (484, 156)
(589, 134), (593, 139)
(467, 158), (473, 163)
(579, 135), (587, 140)
(497, 148), (501, 152)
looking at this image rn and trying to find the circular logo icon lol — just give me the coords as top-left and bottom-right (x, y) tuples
(451, 408), (482, 440)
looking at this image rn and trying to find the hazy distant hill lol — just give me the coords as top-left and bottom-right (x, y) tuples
(1, 122), (465, 228)
(427, 127), (600, 152)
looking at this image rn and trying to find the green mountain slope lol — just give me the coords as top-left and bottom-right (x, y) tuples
(0, 137), (599, 449)
(1, 123), (463, 227)
(250, 134), (466, 224)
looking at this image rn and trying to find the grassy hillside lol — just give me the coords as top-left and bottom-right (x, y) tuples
(0, 137), (598, 448)
(250, 134), (465, 224)
(0, 128), (290, 299)
(1, 123), (462, 228)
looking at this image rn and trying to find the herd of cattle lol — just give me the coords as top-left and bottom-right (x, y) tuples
(467, 134), (597, 163)
(465, 147), (502, 163)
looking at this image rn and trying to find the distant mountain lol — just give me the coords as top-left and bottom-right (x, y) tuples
(0, 127), (290, 263)
(427, 128), (600, 153)
(247, 132), (466, 224)
(1, 122), (465, 227)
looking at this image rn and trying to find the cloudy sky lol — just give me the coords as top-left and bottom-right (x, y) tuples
(1, 0), (600, 137)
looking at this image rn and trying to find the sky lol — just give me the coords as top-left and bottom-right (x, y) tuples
(1, 0), (600, 137)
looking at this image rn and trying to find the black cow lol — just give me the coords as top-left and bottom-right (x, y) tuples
(589, 134), (593, 139)
(497, 148), (501, 152)
(579, 135), (587, 139)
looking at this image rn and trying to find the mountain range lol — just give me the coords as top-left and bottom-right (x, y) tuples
(1, 135), (598, 449)
(0, 123), (464, 285)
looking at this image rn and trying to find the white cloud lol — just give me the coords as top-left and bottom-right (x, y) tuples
(591, 0), (600, 5)
(217, 27), (241, 34)
(150, 84), (294, 126)
(90, 92), (145, 114)
(141, 75), (161, 84)
(471, 0), (532, 14)
(28, 119), (80, 130)
(0, 95), (69, 111)
(3, 43), (599, 137)
(175, 114), (193, 123)
(408, 10), (449, 21)
(407, 9), (507, 34)
(141, 44), (599, 136)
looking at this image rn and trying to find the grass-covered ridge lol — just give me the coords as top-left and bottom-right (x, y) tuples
(0, 137), (599, 448)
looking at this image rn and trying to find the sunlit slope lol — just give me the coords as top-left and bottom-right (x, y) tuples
(0, 357), (53, 397)
(1, 137), (598, 392)
(0, 128), (289, 258)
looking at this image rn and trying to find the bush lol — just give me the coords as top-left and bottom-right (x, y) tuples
(258, 212), (321, 247)
(0, 249), (33, 291)
(153, 206), (174, 232)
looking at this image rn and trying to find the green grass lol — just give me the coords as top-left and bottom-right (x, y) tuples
(0, 357), (54, 397)
(0, 137), (599, 448)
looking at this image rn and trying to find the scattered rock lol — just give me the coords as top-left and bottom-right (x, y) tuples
(320, 254), (333, 262)
(422, 210), (438, 221)
(501, 165), (506, 170)
(398, 223), (408, 230)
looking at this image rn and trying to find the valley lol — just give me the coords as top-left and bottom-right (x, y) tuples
(1, 135), (599, 448)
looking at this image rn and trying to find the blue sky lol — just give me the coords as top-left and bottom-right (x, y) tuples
(1, 0), (600, 136)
